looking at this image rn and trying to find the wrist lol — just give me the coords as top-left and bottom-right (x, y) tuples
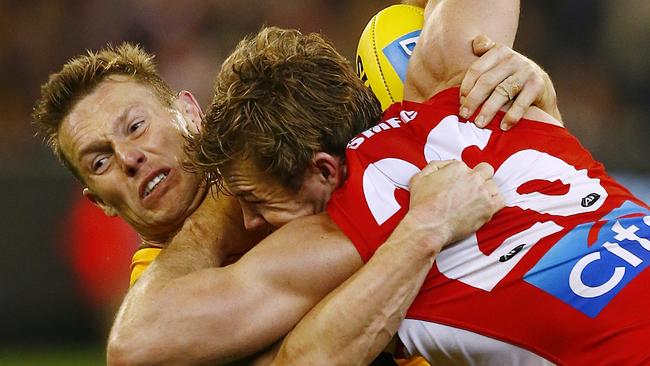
(398, 211), (451, 255)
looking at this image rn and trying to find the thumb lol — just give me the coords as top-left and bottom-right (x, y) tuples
(472, 35), (496, 56)
(420, 159), (457, 176)
(409, 160), (458, 188)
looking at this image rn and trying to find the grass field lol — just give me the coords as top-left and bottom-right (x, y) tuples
(0, 345), (105, 366)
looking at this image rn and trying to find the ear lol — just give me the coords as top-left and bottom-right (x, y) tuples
(175, 90), (203, 134)
(83, 188), (118, 217)
(311, 152), (345, 189)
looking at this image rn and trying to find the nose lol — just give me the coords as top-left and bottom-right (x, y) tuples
(115, 144), (146, 177)
(240, 201), (267, 231)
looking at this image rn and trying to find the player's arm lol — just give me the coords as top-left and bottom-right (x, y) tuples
(404, 0), (560, 126)
(393, 1), (559, 128)
(405, 0), (520, 101)
(262, 162), (502, 366)
(107, 198), (363, 365)
(107, 160), (501, 365)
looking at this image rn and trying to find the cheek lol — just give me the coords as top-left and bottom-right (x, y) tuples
(91, 179), (126, 202)
(146, 125), (185, 156)
(162, 128), (188, 153)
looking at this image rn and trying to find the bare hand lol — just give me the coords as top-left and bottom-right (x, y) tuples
(460, 35), (560, 130)
(407, 160), (504, 250)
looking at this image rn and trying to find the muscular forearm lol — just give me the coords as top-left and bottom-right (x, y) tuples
(266, 159), (501, 366)
(406, 0), (520, 101)
(107, 194), (265, 365)
(108, 211), (363, 365)
(270, 213), (446, 366)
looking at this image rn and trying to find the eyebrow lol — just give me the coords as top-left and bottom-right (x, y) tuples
(76, 106), (135, 160)
(229, 183), (257, 199)
(233, 188), (256, 198)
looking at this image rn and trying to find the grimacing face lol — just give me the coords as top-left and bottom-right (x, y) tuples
(222, 155), (344, 230)
(58, 75), (205, 242)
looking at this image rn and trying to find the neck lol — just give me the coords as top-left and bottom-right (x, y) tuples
(138, 183), (210, 248)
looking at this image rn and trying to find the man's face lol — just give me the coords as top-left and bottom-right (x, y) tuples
(58, 75), (205, 241)
(223, 159), (334, 230)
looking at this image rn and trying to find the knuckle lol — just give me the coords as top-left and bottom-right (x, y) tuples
(525, 64), (537, 75)
(504, 112), (520, 125)
(512, 99), (527, 111)
(504, 51), (519, 62)
(476, 74), (497, 88)
(480, 99), (500, 114)
(448, 160), (462, 170)
(528, 76), (544, 89)
(495, 196), (506, 210)
(409, 174), (420, 187)
(493, 43), (507, 53)
(460, 84), (470, 96)
(480, 186), (493, 200)
(505, 107), (521, 122)
(480, 164), (495, 176)
(464, 94), (481, 108)
(465, 66), (480, 79)
(467, 65), (485, 79)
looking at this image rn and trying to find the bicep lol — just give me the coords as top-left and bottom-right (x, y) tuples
(405, 0), (520, 101)
(176, 216), (362, 360)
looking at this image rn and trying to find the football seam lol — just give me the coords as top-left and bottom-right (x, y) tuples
(370, 15), (394, 104)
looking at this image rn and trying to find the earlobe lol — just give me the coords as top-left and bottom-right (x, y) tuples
(83, 188), (118, 217)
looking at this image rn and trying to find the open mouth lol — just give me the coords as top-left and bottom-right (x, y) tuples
(143, 172), (168, 198)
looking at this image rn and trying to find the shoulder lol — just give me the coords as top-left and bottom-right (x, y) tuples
(239, 213), (359, 268)
(233, 213), (362, 294)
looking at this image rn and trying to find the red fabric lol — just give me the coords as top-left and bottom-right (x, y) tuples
(327, 87), (650, 364)
(67, 196), (138, 307)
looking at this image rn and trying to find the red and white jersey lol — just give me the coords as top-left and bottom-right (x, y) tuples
(327, 87), (650, 365)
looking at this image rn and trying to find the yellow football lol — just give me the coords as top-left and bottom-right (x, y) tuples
(356, 4), (424, 110)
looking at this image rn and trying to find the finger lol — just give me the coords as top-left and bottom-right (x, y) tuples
(466, 64), (521, 127)
(501, 75), (544, 130)
(409, 160), (457, 188)
(467, 69), (516, 125)
(459, 44), (509, 112)
(419, 159), (457, 176)
(492, 191), (506, 211)
(472, 162), (495, 180)
(472, 35), (496, 56)
(476, 72), (524, 128)
(484, 179), (500, 197)
(409, 160), (450, 189)
(460, 46), (516, 119)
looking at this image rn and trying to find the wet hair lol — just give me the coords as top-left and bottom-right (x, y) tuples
(191, 26), (382, 191)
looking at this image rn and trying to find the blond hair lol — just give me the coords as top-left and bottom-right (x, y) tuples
(32, 43), (175, 178)
(192, 27), (382, 191)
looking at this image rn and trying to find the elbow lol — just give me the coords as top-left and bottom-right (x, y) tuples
(106, 341), (128, 366)
(107, 328), (161, 366)
(107, 336), (142, 366)
(107, 338), (132, 366)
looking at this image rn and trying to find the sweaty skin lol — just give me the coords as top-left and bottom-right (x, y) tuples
(111, 158), (502, 365)
(105, 3), (562, 364)
(58, 77), (207, 244)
